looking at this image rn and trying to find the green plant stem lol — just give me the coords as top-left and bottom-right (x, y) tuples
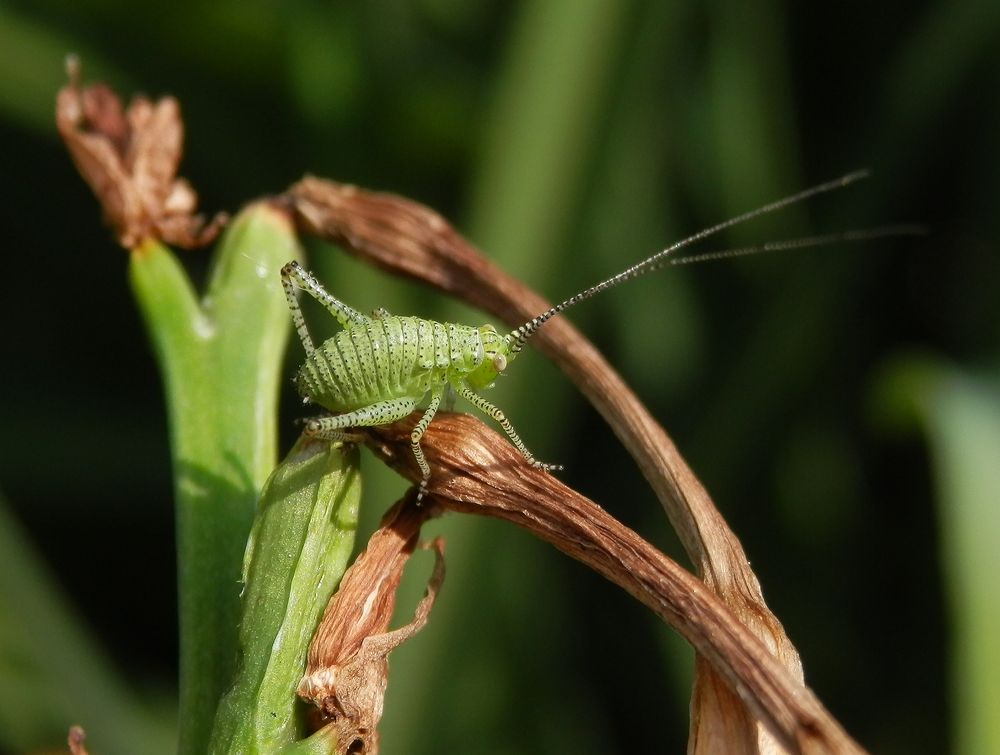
(209, 438), (360, 754)
(129, 204), (301, 754)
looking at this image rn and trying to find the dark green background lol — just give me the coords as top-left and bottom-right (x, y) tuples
(2, 1), (998, 753)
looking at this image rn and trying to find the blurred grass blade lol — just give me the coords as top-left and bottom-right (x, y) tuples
(876, 357), (1000, 755)
(0, 493), (174, 755)
(0, 6), (127, 132)
(920, 370), (1000, 755)
(209, 437), (361, 754)
(129, 202), (301, 754)
(468, 0), (628, 286)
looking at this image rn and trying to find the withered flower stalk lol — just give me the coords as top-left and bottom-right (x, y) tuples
(363, 413), (860, 755)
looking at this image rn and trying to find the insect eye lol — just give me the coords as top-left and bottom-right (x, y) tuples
(493, 353), (508, 372)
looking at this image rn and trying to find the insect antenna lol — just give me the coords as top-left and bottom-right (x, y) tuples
(669, 225), (926, 267)
(506, 170), (910, 353)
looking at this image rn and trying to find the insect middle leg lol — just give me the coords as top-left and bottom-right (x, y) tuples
(408, 387), (445, 498)
(281, 261), (369, 356)
(304, 394), (445, 498)
(453, 383), (562, 472)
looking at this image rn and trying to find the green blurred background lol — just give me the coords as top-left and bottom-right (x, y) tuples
(1, 1), (999, 753)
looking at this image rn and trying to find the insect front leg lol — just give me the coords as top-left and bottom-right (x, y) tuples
(453, 382), (563, 473)
(281, 261), (370, 357)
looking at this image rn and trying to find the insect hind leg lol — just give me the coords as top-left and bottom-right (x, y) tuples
(281, 261), (369, 356)
(281, 262), (316, 356)
(454, 383), (562, 472)
(303, 397), (417, 441)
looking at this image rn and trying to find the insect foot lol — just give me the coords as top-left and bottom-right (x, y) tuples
(532, 460), (564, 472)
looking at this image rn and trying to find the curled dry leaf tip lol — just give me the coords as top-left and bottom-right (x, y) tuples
(298, 498), (445, 755)
(56, 57), (226, 250)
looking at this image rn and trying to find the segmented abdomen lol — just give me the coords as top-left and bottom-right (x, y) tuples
(296, 316), (479, 411)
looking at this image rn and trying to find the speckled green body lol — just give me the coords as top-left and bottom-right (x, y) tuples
(295, 316), (507, 412)
(281, 259), (547, 493)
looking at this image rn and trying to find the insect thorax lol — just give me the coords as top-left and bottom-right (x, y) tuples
(294, 316), (507, 411)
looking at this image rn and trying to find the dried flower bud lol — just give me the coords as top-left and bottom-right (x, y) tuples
(55, 56), (226, 250)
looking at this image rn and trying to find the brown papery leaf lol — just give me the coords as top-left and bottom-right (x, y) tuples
(286, 178), (815, 752)
(362, 413), (864, 755)
(298, 500), (445, 755)
(55, 57), (225, 250)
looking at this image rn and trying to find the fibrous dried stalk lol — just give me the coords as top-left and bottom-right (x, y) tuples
(363, 413), (862, 755)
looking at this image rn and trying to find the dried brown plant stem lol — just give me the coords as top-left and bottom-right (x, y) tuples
(287, 178), (863, 754)
(364, 413), (862, 755)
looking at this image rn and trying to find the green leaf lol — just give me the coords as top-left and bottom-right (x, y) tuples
(875, 357), (1000, 755)
(209, 437), (360, 754)
(920, 371), (1000, 755)
(129, 203), (302, 754)
(0, 493), (174, 755)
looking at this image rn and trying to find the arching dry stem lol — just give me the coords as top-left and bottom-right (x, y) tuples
(362, 413), (863, 755)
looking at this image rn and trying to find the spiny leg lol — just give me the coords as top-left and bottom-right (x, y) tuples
(281, 261), (369, 351)
(304, 396), (449, 498)
(410, 387), (444, 500)
(281, 261), (317, 356)
(303, 397), (417, 441)
(454, 382), (562, 472)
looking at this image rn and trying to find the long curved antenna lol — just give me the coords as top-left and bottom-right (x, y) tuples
(669, 225), (926, 267)
(507, 170), (874, 354)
